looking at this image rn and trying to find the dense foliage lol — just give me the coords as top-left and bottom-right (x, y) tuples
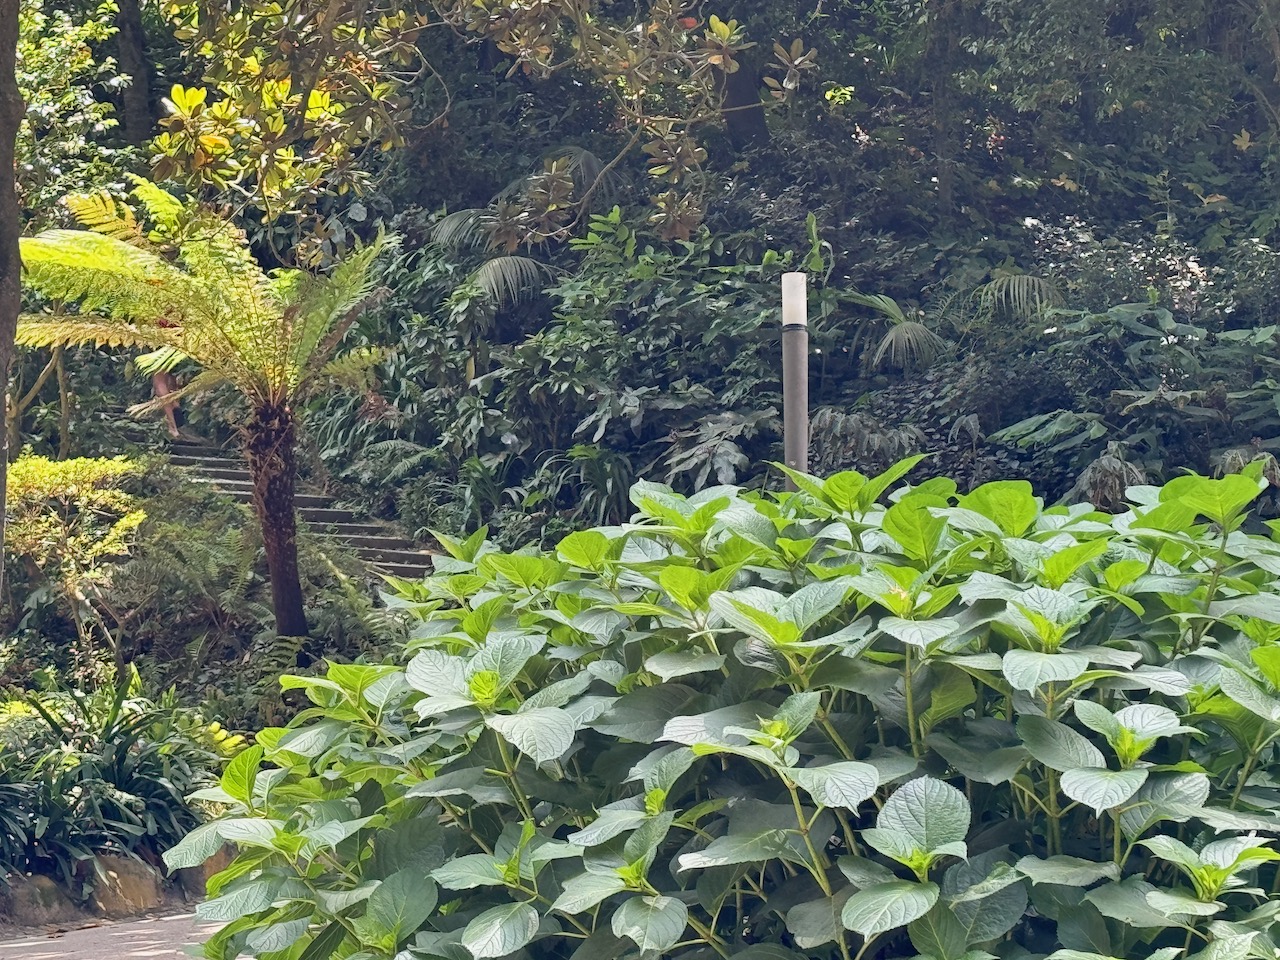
(168, 463), (1280, 960)
(0, 672), (234, 896)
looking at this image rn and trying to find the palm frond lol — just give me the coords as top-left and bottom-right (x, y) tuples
(551, 146), (622, 206)
(472, 256), (550, 309)
(846, 290), (911, 324)
(431, 209), (489, 251)
(975, 274), (1062, 322)
(870, 320), (949, 371)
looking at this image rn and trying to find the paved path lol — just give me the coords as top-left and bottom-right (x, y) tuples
(0, 913), (219, 959)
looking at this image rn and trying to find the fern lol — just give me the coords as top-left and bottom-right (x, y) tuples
(18, 187), (390, 410)
(63, 192), (142, 244)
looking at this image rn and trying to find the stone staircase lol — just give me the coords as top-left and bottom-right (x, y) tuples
(166, 441), (434, 580)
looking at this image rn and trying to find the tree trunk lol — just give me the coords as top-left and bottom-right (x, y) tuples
(718, 64), (770, 150)
(115, 0), (152, 144)
(244, 402), (309, 637)
(0, 0), (24, 596)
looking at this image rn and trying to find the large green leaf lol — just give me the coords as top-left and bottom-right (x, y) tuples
(876, 776), (971, 855)
(552, 872), (626, 913)
(909, 902), (970, 960)
(461, 902), (540, 959)
(1015, 856), (1120, 887)
(611, 895), (688, 954)
(786, 894), (850, 949)
(1061, 768), (1149, 813)
(486, 707), (576, 764)
(1002, 650), (1090, 691)
(786, 762), (880, 809)
(958, 481), (1040, 537)
(430, 854), (506, 890)
(352, 870), (437, 949)
(841, 881), (940, 937)
(1018, 715), (1106, 771)
(220, 745), (263, 806)
(677, 829), (798, 871)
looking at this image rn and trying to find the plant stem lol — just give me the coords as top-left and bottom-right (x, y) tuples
(1045, 769), (1062, 856)
(1231, 749), (1259, 810)
(494, 732), (536, 821)
(786, 782), (833, 895)
(686, 915), (731, 959)
(904, 646), (920, 758)
(853, 932), (881, 960)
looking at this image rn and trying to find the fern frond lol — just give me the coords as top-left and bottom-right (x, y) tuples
(319, 346), (387, 393)
(16, 317), (177, 353)
(128, 369), (228, 415)
(135, 347), (187, 375)
(472, 256), (549, 309)
(286, 233), (391, 384)
(128, 177), (185, 235)
(20, 231), (200, 323)
(64, 192), (142, 244)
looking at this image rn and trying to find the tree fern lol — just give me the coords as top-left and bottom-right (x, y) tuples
(18, 184), (392, 637)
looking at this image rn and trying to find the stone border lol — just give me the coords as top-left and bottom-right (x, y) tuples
(0, 848), (231, 927)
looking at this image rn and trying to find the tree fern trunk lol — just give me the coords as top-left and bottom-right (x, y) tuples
(0, 0), (23, 596)
(244, 403), (309, 638)
(115, 0), (152, 144)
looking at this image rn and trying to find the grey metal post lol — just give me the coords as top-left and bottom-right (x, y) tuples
(781, 272), (809, 489)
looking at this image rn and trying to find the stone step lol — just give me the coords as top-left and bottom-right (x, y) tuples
(170, 454), (246, 470)
(188, 465), (252, 482)
(318, 532), (419, 551)
(303, 520), (388, 537)
(194, 480), (333, 510)
(353, 545), (434, 565)
(371, 562), (432, 580)
(300, 506), (361, 525)
(169, 442), (236, 459)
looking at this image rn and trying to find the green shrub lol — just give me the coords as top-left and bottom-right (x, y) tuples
(169, 459), (1280, 960)
(0, 672), (235, 895)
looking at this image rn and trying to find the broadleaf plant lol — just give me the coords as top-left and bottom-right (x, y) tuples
(166, 463), (1280, 960)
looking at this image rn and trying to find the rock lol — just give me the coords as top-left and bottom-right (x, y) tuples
(176, 846), (233, 899)
(89, 855), (163, 919)
(0, 874), (82, 926)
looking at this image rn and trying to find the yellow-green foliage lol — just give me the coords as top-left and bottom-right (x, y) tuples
(6, 453), (146, 581)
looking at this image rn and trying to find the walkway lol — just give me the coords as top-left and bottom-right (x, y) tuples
(0, 914), (219, 959)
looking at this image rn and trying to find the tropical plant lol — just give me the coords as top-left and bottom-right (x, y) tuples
(0, 670), (233, 895)
(167, 460), (1280, 960)
(15, 179), (391, 637)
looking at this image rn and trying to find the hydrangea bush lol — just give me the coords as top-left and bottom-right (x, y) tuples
(169, 458), (1280, 960)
